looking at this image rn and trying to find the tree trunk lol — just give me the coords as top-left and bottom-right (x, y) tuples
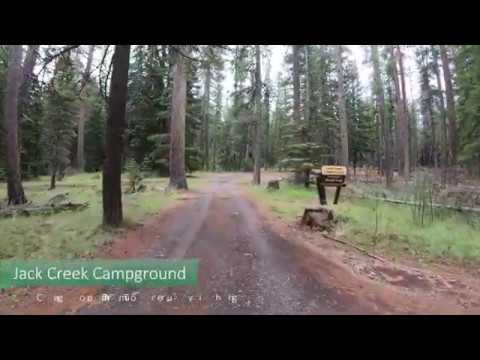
(50, 164), (57, 190)
(264, 56), (271, 168)
(292, 45), (305, 183)
(387, 80), (399, 173)
(19, 45), (40, 119)
(103, 45), (130, 227)
(440, 45), (457, 183)
(264, 82), (271, 168)
(77, 45), (95, 171)
(4, 45), (27, 205)
(168, 45), (189, 190)
(396, 46), (410, 179)
(420, 60), (436, 167)
(252, 45), (262, 185)
(292, 45), (301, 123)
(304, 45), (311, 125)
(410, 102), (418, 171)
(335, 45), (349, 169)
(371, 46), (392, 187)
(432, 46), (448, 187)
(17, 45), (40, 174)
(202, 64), (211, 170)
(389, 46), (408, 179)
(375, 112), (382, 175)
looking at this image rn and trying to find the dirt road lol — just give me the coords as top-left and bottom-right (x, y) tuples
(5, 173), (480, 315)
(75, 173), (376, 314)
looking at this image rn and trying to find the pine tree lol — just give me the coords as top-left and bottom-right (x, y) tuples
(42, 54), (78, 190)
(252, 45), (262, 185)
(371, 45), (393, 187)
(455, 45), (480, 175)
(440, 45), (458, 176)
(84, 88), (106, 172)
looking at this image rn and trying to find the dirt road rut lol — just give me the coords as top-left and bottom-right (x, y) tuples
(78, 174), (372, 315)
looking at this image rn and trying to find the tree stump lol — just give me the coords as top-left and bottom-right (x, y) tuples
(267, 180), (280, 191)
(301, 207), (335, 231)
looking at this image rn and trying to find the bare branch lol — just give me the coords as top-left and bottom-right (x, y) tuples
(171, 45), (200, 62)
(104, 55), (114, 99)
(98, 45), (111, 100)
(36, 45), (80, 77)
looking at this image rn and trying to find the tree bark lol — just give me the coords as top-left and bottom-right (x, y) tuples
(410, 102), (418, 171)
(201, 63), (211, 170)
(387, 80), (400, 173)
(304, 45), (311, 125)
(19, 45), (40, 119)
(371, 45), (392, 187)
(335, 45), (349, 168)
(292, 45), (301, 123)
(440, 45), (457, 182)
(168, 45), (189, 190)
(50, 165), (57, 190)
(4, 45), (27, 205)
(432, 46), (448, 187)
(396, 46), (410, 179)
(103, 45), (130, 227)
(212, 82), (222, 172)
(252, 45), (262, 185)
(420, 57), (436, 167)
(292, 45), (305, 183)
(264, 75), (271, 168)
(389, 46), (409, 179)
(77, 45), (95, 171)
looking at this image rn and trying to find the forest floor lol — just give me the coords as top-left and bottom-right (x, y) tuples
(2, 172), (480, 314)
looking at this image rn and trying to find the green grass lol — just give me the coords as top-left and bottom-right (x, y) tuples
(0, 172), (208, 260)
(248, 183), (480, 263)
(249, 183), (320, 220)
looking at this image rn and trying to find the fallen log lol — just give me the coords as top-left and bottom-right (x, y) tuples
(0, 202), (89, 218)
(348, 194), (480, 214)
(321, 234), (386, 263)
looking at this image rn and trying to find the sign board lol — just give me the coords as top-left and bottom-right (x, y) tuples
(319, 165), (347, 187)
(321, 166), (347, 176)
(315, 165), (347, 205)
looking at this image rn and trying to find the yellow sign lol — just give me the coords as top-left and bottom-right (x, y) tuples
(321, 166), (347, 176)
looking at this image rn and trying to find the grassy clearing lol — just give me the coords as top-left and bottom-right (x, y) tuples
(248, 182), (480, 263)
(0, 172), (207, 260)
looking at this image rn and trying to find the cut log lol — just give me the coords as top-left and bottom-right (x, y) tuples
(301, 207), (334, 230)
(267, 180), (280, 190)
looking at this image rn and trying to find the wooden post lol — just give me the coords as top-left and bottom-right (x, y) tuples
(333, 186), (342, 205)
(316, 176), (327, 205)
